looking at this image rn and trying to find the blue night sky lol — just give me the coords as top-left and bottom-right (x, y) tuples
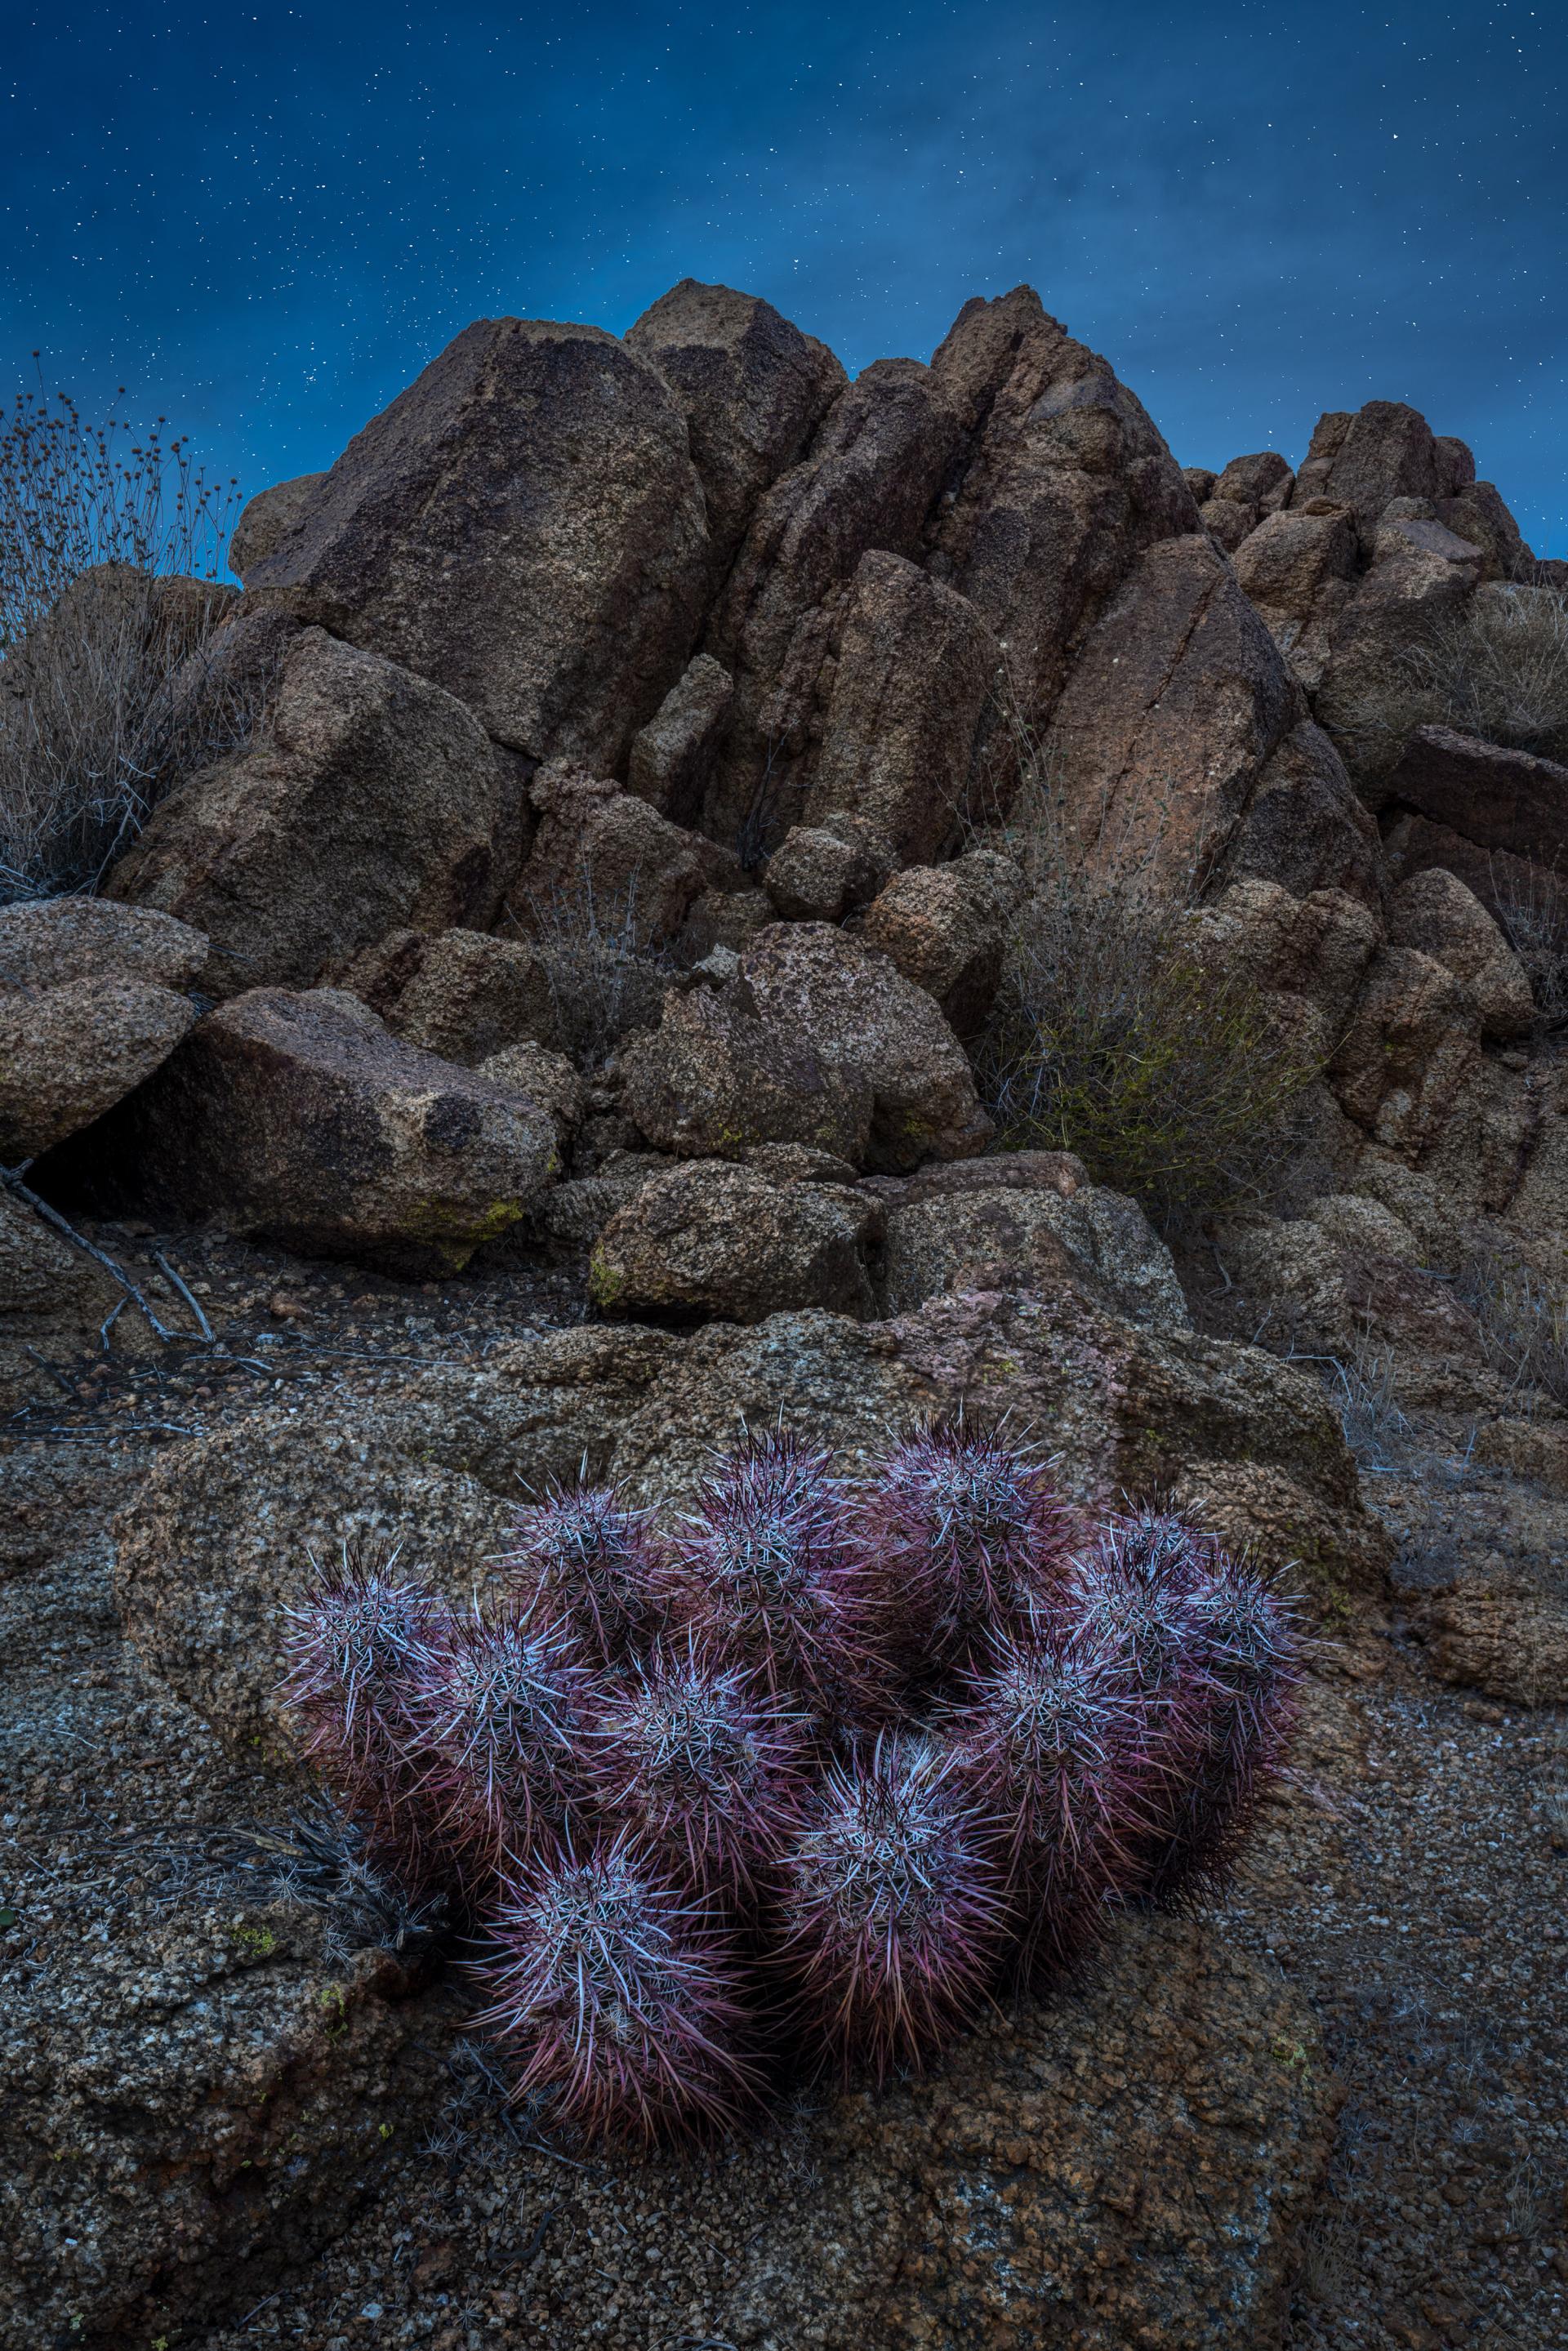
(3, 2), (1565, 557)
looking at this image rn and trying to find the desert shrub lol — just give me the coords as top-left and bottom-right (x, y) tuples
(971, 735), (1318, 1231)
(0, 376), (244, 901)
(512, 866), (675, 1072)
(1332, 577), (1568, 776)
(280, 1424), (1300, 2149)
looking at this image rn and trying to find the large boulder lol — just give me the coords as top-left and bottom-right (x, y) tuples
(1327, 947), (1483, 1156)
(1382, 724), (1568, 871)
(1386, 867), (1534, 1040)
(514, 759), (718, 940)
(1045, 532), (1377, 898)
(0, 898), (208, 1160)
(618, 921), (993, 1172)
(926, 288), (1200, 744)
(867, 1155), (1191, 1330)
(338, 925), (560, 1062)
(625, 651), (734, 826)
(625, 278), (846, 574)
(854, 847), (1025, 1036)
(588, 1149), (881, 1324)
(116, 1301), (1385, 1750)
(226, 469), (327, 581)
(1232, 501), (1361, 692)
(74, 987), (559, 1264)
(700, 355), (966, 848)
(241, 318), (712, 769)
(802, 548), (995, 865)
(107, 627), (531, 995)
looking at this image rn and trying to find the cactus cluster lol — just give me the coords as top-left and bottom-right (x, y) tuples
(279, 1426), (1299, 2149)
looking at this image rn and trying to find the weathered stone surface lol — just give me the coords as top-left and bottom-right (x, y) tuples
(804, 548), (994, 864)
(1328, 947), (1481, 1155)
(1214, 450), (1294, 510)
(1412, 1583), (1568, 1704)
(1195, 878), (1383, 1053)
(338, 925), (559, 1062)
(619, 921), (992, 1173)
(1200, 494), (1257, 551)
(928, 288), (1200, 741)
(514, 761), (715, 941)
(854, 848), (1024, 1036)
(118, 1303), (1383, 1748)
(1387, 867), (1534, 1041)
(0, 897), (208, 993)
(1383, 725), (1568, 870)
(763, 823), (864, 921)
(227, 470), (327, 581)
(242, 318), (711, 769)
(626, 278), (845, 572)
(85, 987), (559, 1263)
(1289, 401), (1449, 531)
(1226, 718), (1383, 903)
(109, 628), (530, 995)
(0, 1190), (127, 1412)
(589, 1151), (881, 1323)
(0, 977), (196, 1160)
(1232, 502), (1360, 690)
(702, 357), (965, 848)
(625, 652), (734, 826)
(475, 1040), (586, 1149)
(1045, 533), (1307, 888)
(872, 1161), (1191, 1330)
(1314, 521), (1486, 773)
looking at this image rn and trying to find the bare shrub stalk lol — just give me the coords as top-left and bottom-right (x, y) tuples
(510, 865), (675, 1073)
(0, 372), (246, 901)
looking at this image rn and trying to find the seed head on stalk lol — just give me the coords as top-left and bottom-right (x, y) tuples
(468, 1831), (761, 2149)
(500, 1469), (668, 1663)
(409, 1599), (595, 1881)
(586, 1637), (812, 1910)
(775, 1731), (1004, 2083)
(662, 1430), (890, 1722)
(859, 1418), (1076, 1663)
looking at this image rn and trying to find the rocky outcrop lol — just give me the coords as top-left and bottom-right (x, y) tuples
(514, 759), (719, 938)
(74, 987), (559, 1263)
(227, 469), (327, 581)
(589, 1148), (881, 1323)
(1382, 724), (1568, 874)
(619, 921), (992, 1172)
(1386, 867), (1533, 1041)
(1232, 502), (1361, 692)
(0, 897), (208, 993)
(625, 278), (846, 577)
(625, 651), (734, 826)
(109, 627), (531, 995)
(242, 318), (712, 770)
(338, 925), (559, 1062)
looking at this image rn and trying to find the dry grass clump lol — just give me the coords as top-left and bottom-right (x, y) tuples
(1454, 1239), (1568, 1410)
(971, 715), (1318, 1234)
(0, 376), (244, 901)
(1334, 577), (1568, 777)
(512, 866), (676, 1072)
(1488, 855), (1568, 1027)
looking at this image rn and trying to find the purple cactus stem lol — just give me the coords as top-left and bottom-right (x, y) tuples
(408, 1598), (596, 1878)
(859, 1418), (1077, 1663)
(278, 1538), (452, 1884)
(661, 1429), (893, 1722)
(585, 1636), (813, 1910)
(949, 1626), (1160, 1976)
(469, 1831), (762, 2148)
(1143, 1544), (1303, 1903)
(775, 1730), (1005, 2083)
(500, 1472), (669, 1663)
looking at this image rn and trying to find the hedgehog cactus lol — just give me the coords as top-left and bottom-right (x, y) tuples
(469, 1832), (761, 2148)
(1143, 1546), (1301, 1904)
(278, 1541), (452, 1879)
(409, 1600), (595, 1877)
(586, 1639), (812, 1908)
(663, 1430), (889, 1721)
(500, 1473), (667, 1663)
(776, 1731), (1004, 2082)
(860, 1418), (1076, 1663)
(949, 1627), (1155, 1975)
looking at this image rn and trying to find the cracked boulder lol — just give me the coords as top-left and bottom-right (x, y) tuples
(66, 986), (559, 1266)
(589, 1148), (882, 1324)
(108, 627), (532, 995)
(0, 899), (209, 1161)
(618, 920), (992, 1173)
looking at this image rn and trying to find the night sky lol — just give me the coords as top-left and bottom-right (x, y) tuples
(4, 2), (1565, 558)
